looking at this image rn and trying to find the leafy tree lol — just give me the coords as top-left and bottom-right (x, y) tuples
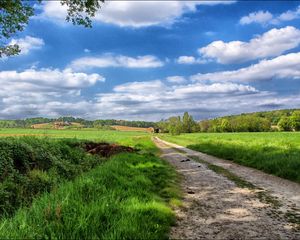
(0, 0), (104, 57)
(278, 116), (292, 131)
(199, 120), (210, 132)
(220, 118), (231, 132)
(182, 112), (196, 133)
(168, 116), (183, 135)
(290, 111), (300, 131)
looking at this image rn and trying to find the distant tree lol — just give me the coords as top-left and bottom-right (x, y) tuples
(182, 112), (196, 133)
(278, 116), (292, 131)
(0, 0), (104, 57)
(290, 111), (300, 131)
(220, 118), (231, 132)
(199, 120), (210, 132)
(168, 116), (183, 135)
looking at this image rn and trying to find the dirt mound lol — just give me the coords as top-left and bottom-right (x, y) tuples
(84, 142), (134, 157)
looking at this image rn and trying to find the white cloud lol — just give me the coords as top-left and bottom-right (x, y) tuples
(84, 48), (90, 53)
(0, 68), (105, 119)
(199, 26), (300, 64)
(0, 68), (104, 88)
(8, 36), (44, 55)
(278, 6), (300, 21)
(1, 67), (299, 121)
(91, 79), (260, 120)
(176, 55), (207, 64)
(239, 11), (273, 25)
(191, 52), (300, 82)
(70, 55), (164, 69)
(114, 80), (165, 93)
(240, 6), (300, 26)
(37, 1), (235, 28)
(166, 76), (187, 84)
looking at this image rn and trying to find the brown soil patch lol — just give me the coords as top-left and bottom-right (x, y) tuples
(83, 142), (134, 157)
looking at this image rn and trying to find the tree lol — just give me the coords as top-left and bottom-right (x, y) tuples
(199, 120), (210, 132)
(290, 111), (300, 131)
(220, 118), (231, 132)
(182, 112), (196, 133)
(168, 116), (183, 135)
(278, 116), (292, 131)
(0, 0), (104, 57)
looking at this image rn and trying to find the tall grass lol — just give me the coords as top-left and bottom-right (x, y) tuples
(0, 137), (103, 218)
(0, 153), (180, 239)
(161, 132), (300, 183)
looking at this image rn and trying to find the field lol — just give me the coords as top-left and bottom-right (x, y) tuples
(0, 128), (155, 152)
(111, 125), (153, 132)
(0, 129), (180, 239)
(161, 132), (300, 183)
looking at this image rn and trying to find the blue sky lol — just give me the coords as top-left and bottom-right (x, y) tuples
(1, 0), (300, 121)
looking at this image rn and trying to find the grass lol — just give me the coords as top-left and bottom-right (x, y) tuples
(0, 129), (181, 238)
(0, 128), (156, 152)
(160, 132), (300, 183)
(0, 137), (104, 218)
(0, 153), (180, 239)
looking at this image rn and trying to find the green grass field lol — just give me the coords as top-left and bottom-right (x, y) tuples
(0, 128), (156, 152)
(161, 132), (300, 183)
(0, 129), (180, 239)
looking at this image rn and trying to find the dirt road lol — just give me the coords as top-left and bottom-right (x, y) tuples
(153, 137), (300, 239)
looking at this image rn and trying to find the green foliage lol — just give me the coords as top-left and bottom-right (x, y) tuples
(0, 152), (180, 239)
(198, 109), (300, 133)
(0, 137), (102, 217)
(168, 116), (183, 135)
(0, 0), (33, 57)
(161, 132), (300, 183)
(278, 116), (292, 131)
(157, 112), (198, 135)
(290, 111), (300, 131)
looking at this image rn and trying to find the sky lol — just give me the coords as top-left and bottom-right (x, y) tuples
(1, 0), (300, 121)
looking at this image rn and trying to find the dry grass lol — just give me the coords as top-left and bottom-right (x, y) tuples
(111, 125), (153, 132)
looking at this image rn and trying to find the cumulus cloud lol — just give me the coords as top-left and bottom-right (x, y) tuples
(0, 68), (104, 88)
(240, 5), (300, 26)
(0, 68), (105, 119)
(176, 56), (207, 64)
(8, 36), (44, 55)
(191, 52), (300, 82)
(1, 67), (299, 120)
(70, 55), (164, 70)
(199, 26), (300, 64)
(239, 11), (273, 25)
(166, 76), (187, 84)
(37, 1), (235, 28)
(89, 79), (264, 121)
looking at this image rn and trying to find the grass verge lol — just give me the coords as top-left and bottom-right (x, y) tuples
(0, 152), (180, 239)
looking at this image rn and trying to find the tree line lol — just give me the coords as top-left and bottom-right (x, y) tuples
(156, 109), (300, 135)
(0, 117), (155, 129)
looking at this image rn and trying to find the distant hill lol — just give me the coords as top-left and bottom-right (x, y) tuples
(0, 117), (155, 129)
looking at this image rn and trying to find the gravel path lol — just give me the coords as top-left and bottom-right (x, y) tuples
(153, 137), (300, 239)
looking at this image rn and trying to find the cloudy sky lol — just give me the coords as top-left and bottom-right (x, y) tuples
(2, 1), (300, 121)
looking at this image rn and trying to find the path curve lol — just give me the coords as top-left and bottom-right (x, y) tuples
(153, 137), (300, 239)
